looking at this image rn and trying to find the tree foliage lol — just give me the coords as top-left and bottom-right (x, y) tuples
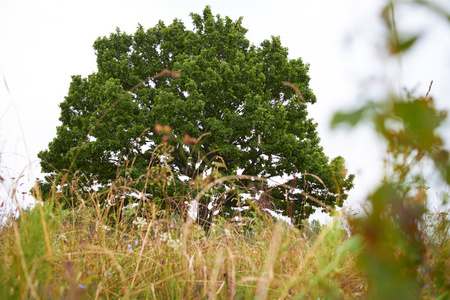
(38, 6), (354, 224)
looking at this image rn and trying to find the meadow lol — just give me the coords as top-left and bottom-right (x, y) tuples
(0, 183), (363, 299)
(1, 1), (449, 299)
(0, 114), (448, 299)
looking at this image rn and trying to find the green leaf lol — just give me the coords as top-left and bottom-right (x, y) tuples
(331, 107), (367, 129)
(391, 35), (420, 55)
(336, 234), (364, 255)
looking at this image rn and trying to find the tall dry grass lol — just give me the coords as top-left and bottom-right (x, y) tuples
(0, 179), (365, 299)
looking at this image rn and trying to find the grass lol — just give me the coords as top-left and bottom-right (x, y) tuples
(0, 185), (365, 299)
(0, 173), (447, 299)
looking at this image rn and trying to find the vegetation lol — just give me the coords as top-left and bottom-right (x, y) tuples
(1, 0), (449, 299)
(37, 6), (354, 224)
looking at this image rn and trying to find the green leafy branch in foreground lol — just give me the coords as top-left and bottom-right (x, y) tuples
(333, 87), (450, 299)
(331, 1), (450, 299)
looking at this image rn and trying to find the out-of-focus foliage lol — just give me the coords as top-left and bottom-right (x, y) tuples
(333, 1), (450, 298)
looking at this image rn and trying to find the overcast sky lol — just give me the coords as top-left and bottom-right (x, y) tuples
(1, 0), (449, 219)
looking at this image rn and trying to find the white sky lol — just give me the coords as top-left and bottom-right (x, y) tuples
(1, 0), (449, 220)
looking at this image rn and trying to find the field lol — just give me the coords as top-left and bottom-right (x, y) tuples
(1, 1), (450, 298)
(0, 189), (360, 299)
(0, 140), (448, 299)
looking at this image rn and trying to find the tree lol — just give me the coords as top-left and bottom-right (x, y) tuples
(38, 6), (354, 224)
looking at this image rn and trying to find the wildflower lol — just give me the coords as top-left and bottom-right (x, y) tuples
(159, 232), (182, 251)
(127, 244), (133, 252)
(133, 217), (148, 230)
(159, 232), (169, 243)
(134, 240), (139, 247)
(167, 238), (182, 251)
(78, 285), (86, 289)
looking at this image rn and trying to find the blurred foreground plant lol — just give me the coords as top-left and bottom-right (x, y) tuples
(332, 1), (450, 299)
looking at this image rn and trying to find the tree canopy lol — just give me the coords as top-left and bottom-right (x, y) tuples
(38, 6), (354, 224)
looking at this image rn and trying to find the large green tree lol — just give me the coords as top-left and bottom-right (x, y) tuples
(38, 6), (354, 224)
